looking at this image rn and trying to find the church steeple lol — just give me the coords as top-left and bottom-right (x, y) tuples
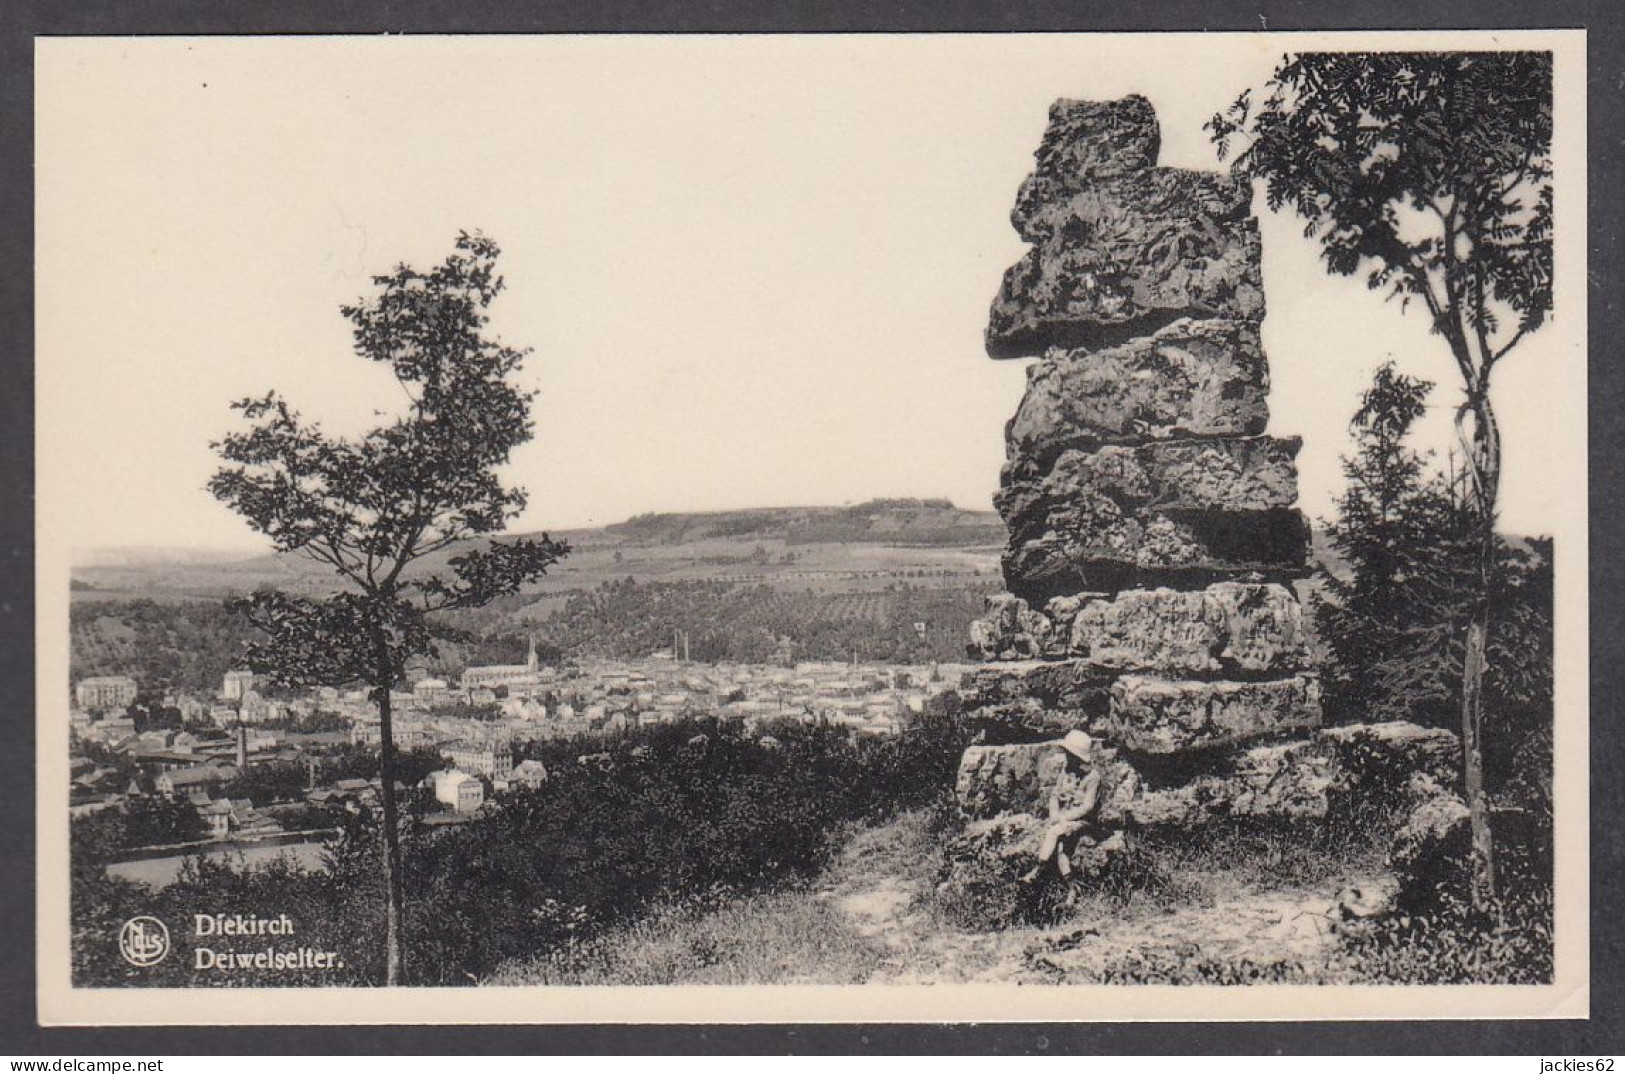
(526, 634), (538, 672)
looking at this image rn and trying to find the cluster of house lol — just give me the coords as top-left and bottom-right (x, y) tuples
(69, 642), (970, 846)
(340, 644), (963, 751)
(71, 725), (551, 846)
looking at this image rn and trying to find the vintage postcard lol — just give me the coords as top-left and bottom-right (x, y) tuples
(34, 30), (1588, 1024)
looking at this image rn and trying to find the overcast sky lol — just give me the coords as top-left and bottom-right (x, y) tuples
(37, 33), (1582, 554)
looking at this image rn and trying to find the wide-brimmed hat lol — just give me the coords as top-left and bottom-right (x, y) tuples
(1060, 729), (1094, 760)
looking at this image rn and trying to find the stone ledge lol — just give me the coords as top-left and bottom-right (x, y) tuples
(968, 583), (1311, 675)
(1006, 319), (1270, 460)
(1003, 508), (1311, 605)
(999, 436), (1302, 523)
(1008, 95), (1161, 240)
(958, 659), (1113, 731)
(988, 170), (1262, 360)
(1073, 582), (1309, 675)
(1101, 674), (1322, 754)
(957, 721), (1455, 831)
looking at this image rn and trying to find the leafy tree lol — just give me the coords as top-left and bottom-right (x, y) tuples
(1211, 51), (1553, 908)
(209, 232), (568, 984)
(261, 709), (350, 735)
(219, 760), (312, 806)
(424, 700), (506, 722)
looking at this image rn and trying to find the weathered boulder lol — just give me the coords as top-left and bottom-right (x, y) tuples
(1002, 506), (1311, 604)
(1216, 739), (1343, 818)
(958, 659), (1112, 733)
(967, 593), (1071, 660)
(955, 737), (1139, 821)
(1122, 722), (1463, 828)
(1207, 581), (1313, 673)
(1318, 721), (1460, 786)
(1009, 95), (1161, 239)
(1127, 738), (1341, 825)
(1101, 674), (1322, 754)
(1069, 582), (1308, 675)
(949, 94), (1339, 899)
(988, 170), (1263, 360)
(1006, 320), (1269, 459)
(955, 743), (1053, 818)
(1389, 790), (1473, 912)
(1072, 588), (1230, 676)
(998, 437), (1302, 527)
(1041, 594), (1089, 653)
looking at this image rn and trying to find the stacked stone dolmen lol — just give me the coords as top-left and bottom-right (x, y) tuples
(951, 96), (1458, 880)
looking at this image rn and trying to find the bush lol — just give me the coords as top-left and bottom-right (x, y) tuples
(1329, 881), (1553, 984)
(1085, 948), (1310, 985)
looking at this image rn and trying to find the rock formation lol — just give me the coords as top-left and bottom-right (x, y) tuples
(950, 96), (1456, 889)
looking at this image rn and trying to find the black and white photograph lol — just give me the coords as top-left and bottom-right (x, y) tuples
(33, 31), (1587, 1024)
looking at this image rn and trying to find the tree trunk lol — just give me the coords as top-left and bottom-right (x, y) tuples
(1460, 611), (1496, 908)
(373, 630), (407, 986)
(1457, 390), (1501, 912)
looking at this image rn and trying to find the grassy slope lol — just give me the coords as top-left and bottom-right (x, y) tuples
(487, 808), (1397, 987)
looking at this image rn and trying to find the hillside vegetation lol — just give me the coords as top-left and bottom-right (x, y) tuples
(606, 499), (1005, 547)
(71, 500), (1006, 692)
(72, 499), (1004, 601)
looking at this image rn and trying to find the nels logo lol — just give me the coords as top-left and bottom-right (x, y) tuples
(118, 916), (170, 967)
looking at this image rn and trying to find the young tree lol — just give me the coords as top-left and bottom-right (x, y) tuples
(1210, 52), (1553, 908)
(1318, 364), (1472, 726)
(209, 232), (568, 984)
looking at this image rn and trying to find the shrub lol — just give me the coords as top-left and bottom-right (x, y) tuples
(1085, 947), (1311, 985)
(1328, 881), (1553, 984)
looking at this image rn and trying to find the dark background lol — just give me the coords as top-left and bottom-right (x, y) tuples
(1, 0), (1619, 1055)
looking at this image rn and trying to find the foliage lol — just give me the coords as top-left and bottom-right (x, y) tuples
(1210, 52), (1552, 353)
(312, 743), (449, 788)
(423, 701), (505, 722)
(207, 231), (569, 983)
(71, 796), (205, 857)
(259, 710), (350, 735)
(216, 762), (311, 806)
(70, 575), (994, 688)
(71, 845), (383, 989)
(1329, 861), (1552, 985)
(533, 577), (991, 664)
(1082, 949), (1310, 986)
(71, 599), (262, 697)
(492, 885), (888, 986)
(1316, 365), (1553, 811)
(71, 737), (142, 790)
(1317, 363), (1472, 724)
(207, 231), (569, 697)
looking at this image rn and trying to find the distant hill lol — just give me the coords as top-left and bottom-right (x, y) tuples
(605, 499), (1006, 546)
(69, 499), (1007, 604)
(69, 499), (1009, 688)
